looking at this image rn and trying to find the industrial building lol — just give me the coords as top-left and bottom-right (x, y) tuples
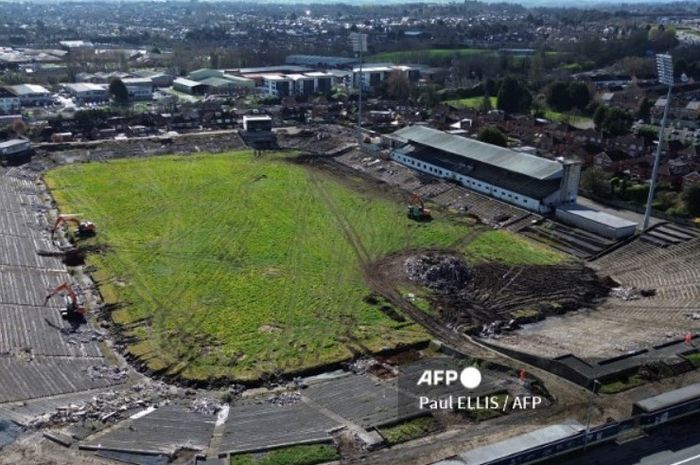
(173, 78), (207, 95)
(388, 125), (581, 214)
(183, 69), (255, 94)
(242, 115), (272, 133)
(285, 55), (359, 68)
(62, 83), (108, 103)
(0, 138), (31, 160)
(0, 87), (21, 113)
(261, 74), (292, 97)
(353, 65), (420, 91)
(7, 84), (52, 106)
(122, 78), (153, 101)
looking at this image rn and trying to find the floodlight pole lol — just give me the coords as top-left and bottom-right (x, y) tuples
(358, 46), (363, 143)
(643, 54), (674, 230)
(351, 32), (367, 145)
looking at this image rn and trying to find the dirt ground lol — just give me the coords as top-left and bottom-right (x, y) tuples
(373, 250), (612, 335)
(0, 434), (114, 465)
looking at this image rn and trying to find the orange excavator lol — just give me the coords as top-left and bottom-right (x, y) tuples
(51, 214), (96, 242)
(44, 282), (86, 319)
(407, 193), (432, 221)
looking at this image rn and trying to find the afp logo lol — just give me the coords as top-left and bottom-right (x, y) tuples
(416, 366), (482, 390)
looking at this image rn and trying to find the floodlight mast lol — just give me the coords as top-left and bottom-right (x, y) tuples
(643, 54), (674, 230)
(350, 32), (367, 143)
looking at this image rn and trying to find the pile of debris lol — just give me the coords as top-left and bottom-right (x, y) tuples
(405, 254), (471, 293)
(610, 287), (656, 301)
(478, 319), (519, 338)
(266, 392), (301, 407)
(82, 365), (129, 383)
(190, 398), (223, 416)
(64, 328), (106, 345)
(27, 381), (177, 429)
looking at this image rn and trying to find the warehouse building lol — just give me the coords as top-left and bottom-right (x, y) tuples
(0, 87), (21, 113)
(261, 74), (292, 97)
(353, 65), (421, 92)
(388, 125), (581, 214)
(62, 83), (108, 102)
(0, 138), (31, 161)
(285, 55), (359, 68)
(7, 84), (52, 106)
(122, 78), (153, 101)
(173, 78), (207, 95)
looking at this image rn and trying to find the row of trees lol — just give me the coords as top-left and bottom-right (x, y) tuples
(582, 168), (700, 217)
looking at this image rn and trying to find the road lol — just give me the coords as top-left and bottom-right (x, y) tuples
(547, 415), (700, 465)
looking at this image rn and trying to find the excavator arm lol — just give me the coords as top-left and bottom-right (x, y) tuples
(44, 282), (86, 317)
(51, 214), (96, 241)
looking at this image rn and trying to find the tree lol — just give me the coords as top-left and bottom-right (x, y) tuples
(385, 70), (411, 102)
(602, 107), (633, 136)
(581, 167), (612, 198)
(682, 184), (700, 217)
(496, 76), (532, 114)
(546, 81), (571, 111)
(568, 82), (591, 110)
(593, 106), (609, 131)
(546, 81), (591, 112)
(479, 91), (493, 113)
(108, 78), (130, 106)
(11, 119), (27, 136)
(638, 97), (652, 121)
(477, 126), (508, 147)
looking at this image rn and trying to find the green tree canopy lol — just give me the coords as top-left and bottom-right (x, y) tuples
(477, 126), (508, 147)
(496, 76), (532, 114)
(108, 78), (130, 106)
(682, 184), (700, 217)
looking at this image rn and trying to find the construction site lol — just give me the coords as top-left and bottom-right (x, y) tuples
(1, 124), (699, 465)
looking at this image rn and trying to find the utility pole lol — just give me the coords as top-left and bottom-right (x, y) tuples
(643, 54), (674, 230)
(350, 32), (367, 144)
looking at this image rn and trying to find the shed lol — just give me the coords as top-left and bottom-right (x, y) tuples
(555, 204), (637, 239)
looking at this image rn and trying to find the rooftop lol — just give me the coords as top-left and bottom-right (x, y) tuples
(557, 204), (638, 229)
(0, 138), (29, 150)
(173, 77), (204, 88)
(8, 84), (50, 96)
(63, 83), (106, 92)
(391, 125), (563, 180)
(634, 383), (700, 413)
(285, 55), (358, 67)
(434, 421), (584, 465)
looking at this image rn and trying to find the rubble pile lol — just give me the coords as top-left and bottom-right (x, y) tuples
(190, 398), (223, 415)
(82, 365), (129, 383)
(405, 254), (471, 293)
(27, 381), (177, 429)
(64, 328), (106, 345)
(478, 319), (519, 338)
(266, 392), (302, 406)
(610, 287), (656, 301)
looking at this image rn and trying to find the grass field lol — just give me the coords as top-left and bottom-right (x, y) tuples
(463, 230), (566, 266)
(367, 47), (489, 63)
(230, 444), (338, 465)
(445, 96), (497, 110)
(45, 151), (474, 382)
